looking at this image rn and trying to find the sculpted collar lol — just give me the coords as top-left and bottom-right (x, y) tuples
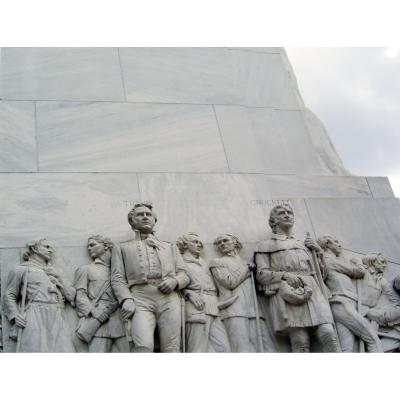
(133, 229), (163, 250)
(23, 259), (47, 269)
(183, 253), (204, 266)
(94, 258), (107, 266)
(271, 233), (296, 241)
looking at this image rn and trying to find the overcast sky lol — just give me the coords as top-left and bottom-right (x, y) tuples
(286, 48), (400, 197)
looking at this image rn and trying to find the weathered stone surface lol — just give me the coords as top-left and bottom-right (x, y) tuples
(0, 173), (141, 247)
(36, 101), (229, 172)
(0, 48), (125, 101)
(305, 198), (400, 262)
(0, 248), (22, 352)
(0, 101), (37, 172)
(119, 48), (300, 108)
(301, 108), (349, 175)
(367, 177), (395, 198)
(226, 47), (282, 54)
(215, 106), (334, 174)
(138, 173), (315, 243)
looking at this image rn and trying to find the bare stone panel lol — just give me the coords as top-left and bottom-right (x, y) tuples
(119, 48), (300, 108)
(215, 106), (327, 174)
(0, 101), (37, 172)
(306, 198), (400, 263)
(367, 177), (395, 198)
(0, 173), (141, 247)
(0, 48), (125, 101)
(138, 173), (315, 244)
(36, 101), (229, 172)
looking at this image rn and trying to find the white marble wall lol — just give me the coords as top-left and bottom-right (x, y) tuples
(0, 47), (347, 176)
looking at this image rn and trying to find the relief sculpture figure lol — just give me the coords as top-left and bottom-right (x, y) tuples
(317, 235), (383, 352)
(3, 239), (76, 352)
(74, 235), (128, 352)
(177, 232), (230, 352)
(111, 202), (189, 352)
(360, 253), (400, 351)
(255, 205), (341, 352)
(210, 234), (264, 352)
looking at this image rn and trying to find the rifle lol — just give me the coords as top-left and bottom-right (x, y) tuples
(248, 262), (264, 352)
(16, 269), (29, 353)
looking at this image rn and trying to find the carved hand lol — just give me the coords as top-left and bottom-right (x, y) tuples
(91, 308), (110, 323)
(366, 309), (386, 326)
(15, 313), (27, 328)
(158, 278), (178, 294)
(121, 299), (136, 321)
(304, 237), (322, 253)
(187, 291), (205, 310)
(282, 272), (302, 288)
(247, 262), (257, 272)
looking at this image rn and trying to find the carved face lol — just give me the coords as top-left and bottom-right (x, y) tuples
(87, 238), (106, 260)
(215, 235), (236, 255)
(373, 254), (387, 273)
(328, 237), (342, 256)
(274, 206), (294, 229)
(131, 206), (156, 233)
(186, 235), (203, 256)
(35, 240), (54, 262)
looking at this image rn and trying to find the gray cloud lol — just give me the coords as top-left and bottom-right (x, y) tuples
(286, 48), (400, 188)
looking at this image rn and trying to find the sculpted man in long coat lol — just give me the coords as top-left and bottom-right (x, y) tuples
(3, 238), (76, 352)
(317, 235), (382, 352)
(177, 232), (230, 353)
(361, 253), (400, 332)
(210, 234), (264, 352)
(74, 235), (128, 352)
(111, 202), (189, 352)
(255, 205), (341, 352)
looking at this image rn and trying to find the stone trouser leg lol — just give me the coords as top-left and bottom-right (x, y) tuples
(315, 323), (341, 352)
(209, 317), (231, 352)
(130, 308), (157, 352)
(331, 302), (383, 353)
(156, 292), (181, 353)
(288, 328), (310, 352)
(130, 285), (158, 352)
(113, 336), (130, 353)
(88, 337), (113, 353)
(224, 317), (256, 352)
(186, 322), (208, 352)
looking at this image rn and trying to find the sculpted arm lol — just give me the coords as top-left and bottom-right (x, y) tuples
(255, 253), (284, 289)
(210, 261), (249, 290)
(324, 256), (365, 279)
(73, 266), (94, 317)
(174, 245), (190, 290)
(110, 243), (134, 305)
(3, 267), (24, 323)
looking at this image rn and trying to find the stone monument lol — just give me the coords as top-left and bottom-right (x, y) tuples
(1, 47), (400, 352)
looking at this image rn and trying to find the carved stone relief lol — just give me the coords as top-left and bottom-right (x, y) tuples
(1, 203), (400, 352)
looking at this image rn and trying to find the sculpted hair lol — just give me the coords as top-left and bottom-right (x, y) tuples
(127, 202), (157, 229)
(176, 232), (201, 254)
(22, 238), (47, 261)
(269, 204), (293, 233)
(213, 234), (243, 251)
(317, 235), (335, 251)
(88, 235), (114, 250)
(362, 253), (386, 268)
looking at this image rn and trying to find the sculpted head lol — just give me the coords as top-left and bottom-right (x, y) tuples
(362, 253), (388, 274)
(22, 238), (54, 264)
(213, 234), (242, 256)
(87, 235), (113, 260)
(317, 235), (342, 256)
(127, 202), (157, 234)
(176, 233), (203, 257)
(269, 204), (294, 233)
